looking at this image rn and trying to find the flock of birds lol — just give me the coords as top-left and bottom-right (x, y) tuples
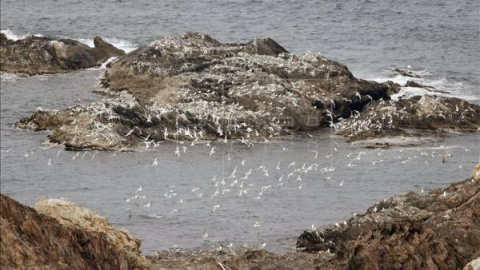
(8, 128), (473, 252)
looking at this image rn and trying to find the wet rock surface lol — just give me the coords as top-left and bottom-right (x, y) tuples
(15, 32), (390, 150)
(0, 35), (125, 75)
(297, 175), (480, 270)
(0, 195), (151, 270)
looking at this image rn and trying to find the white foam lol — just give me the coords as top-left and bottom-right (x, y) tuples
(76, 38), (95, 47)
(100, 57), (118, 69)
(3, 29), (138, 53)
(391, 87), (431, 101)
(75, 37), (137, 53)
(104, 38), (137, 53)
(1, 29), (43, 41)
(368, 68), (479, 102)
(1, 29), (21, 40)
(0, 72), (20, 83)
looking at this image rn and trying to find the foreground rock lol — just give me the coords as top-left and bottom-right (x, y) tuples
(0, 35), (125, 75)
(297, 174), (480, 269)
(0, 195), (151, 270)
(15, 32), (390, 150)
(34, 198), (152, 269)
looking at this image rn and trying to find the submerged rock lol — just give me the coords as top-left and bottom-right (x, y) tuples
(335, 95), (480, 142)
(0, 35), (125, 75)
(297, 176), (480, 270)
(15, 32), (390, 150)
(393, 68), (421, 78)
(0, 195), (151, 270)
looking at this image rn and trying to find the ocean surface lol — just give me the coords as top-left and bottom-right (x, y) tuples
(1, 0), (479, 254)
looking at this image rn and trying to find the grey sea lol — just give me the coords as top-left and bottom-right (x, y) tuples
(1, 0), (479, 254)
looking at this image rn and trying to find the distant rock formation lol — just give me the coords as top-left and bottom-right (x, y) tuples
(15, 32), (390, 150)
(0, 35), (125, 75)
(0, 195), (151, 270)
(13, 32), (480, 150)
(297, 174), (480, 270)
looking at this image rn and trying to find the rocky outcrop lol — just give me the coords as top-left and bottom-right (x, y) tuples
(93, 36), (125, 60)
(0, 35), (125, 75)
(335, 95), (480, 142)
(13, 32), (480, 150)
(34, 198), (152, 268)
(0, 195), (152, 270)
(15, 32), (390, 150)
(297, 175), (480, 270)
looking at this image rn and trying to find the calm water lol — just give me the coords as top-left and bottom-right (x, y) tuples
(1, 0), (479, 254)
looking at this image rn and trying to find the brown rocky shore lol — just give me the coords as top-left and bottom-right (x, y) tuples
(0, 32), (125, 75)
(2, 165), (479, 270)
(12, 32), (480, 150)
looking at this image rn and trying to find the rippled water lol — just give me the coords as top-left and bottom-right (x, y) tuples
(1, 0), (479, 254)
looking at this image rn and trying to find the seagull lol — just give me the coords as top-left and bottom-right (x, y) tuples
(136, 186), (143, 193)
(125, 128), (134, 137)
(209, 147), (216, 157)
(202, 233), (209, 242)
(229, 166), (237, 178)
